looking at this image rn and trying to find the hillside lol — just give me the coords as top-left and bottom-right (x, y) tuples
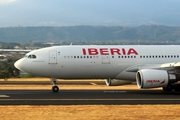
(0, 25), (180, 44)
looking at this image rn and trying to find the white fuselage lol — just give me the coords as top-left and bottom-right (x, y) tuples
(14, 45), (180, 81)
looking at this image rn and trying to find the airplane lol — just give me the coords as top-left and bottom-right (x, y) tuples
(14, 45), (180, 92)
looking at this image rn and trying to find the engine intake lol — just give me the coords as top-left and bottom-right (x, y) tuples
(136, 69), (176, 88)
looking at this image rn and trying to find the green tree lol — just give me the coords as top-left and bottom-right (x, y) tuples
(0, 67), (9, 80)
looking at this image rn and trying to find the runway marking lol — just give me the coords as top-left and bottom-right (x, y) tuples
(90, 82), (97, 85)
(0, 95), (9, 97)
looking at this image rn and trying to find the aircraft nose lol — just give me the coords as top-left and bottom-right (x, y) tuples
(14, 59), (25, 72)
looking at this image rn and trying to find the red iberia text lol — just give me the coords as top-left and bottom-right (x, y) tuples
(146, 80), (160, 83)
(82, 48), (138, 55)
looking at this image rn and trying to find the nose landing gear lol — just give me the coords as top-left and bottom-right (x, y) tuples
(51, 78), (59, 92)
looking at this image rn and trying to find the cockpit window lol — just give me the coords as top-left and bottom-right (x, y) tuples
(28, 55), (31, 58)
(32, 55), (36, 58)
(27, 54), (37, 59)
(24, 55), (28, 58)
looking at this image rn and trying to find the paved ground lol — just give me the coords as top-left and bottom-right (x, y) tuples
(0, 89), (180, 105)
(0, 79), (180, 105)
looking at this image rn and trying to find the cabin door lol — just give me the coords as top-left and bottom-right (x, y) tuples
(102, 55), (110, 64)
(49, 50), (57, 64)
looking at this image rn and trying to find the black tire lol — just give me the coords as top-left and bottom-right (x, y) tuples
(163, 86), (173, 91)
(52, 86), (59, 92)
(173, 85), (180, 91)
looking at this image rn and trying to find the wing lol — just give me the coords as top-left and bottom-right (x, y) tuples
(114, 62), (180, 82)
(126, 62), (180, 73)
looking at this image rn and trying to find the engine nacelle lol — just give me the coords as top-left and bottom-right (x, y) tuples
(136, 69), (176, 88)
(105, 78), (133, 86)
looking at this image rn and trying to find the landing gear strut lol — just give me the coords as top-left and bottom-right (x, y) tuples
(51, 78), (59, 92)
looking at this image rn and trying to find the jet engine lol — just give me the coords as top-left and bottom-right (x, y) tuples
(136, 69), (177, 88)
(105, 78), (133, 86)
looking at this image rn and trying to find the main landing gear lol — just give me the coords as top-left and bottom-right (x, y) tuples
(163, 83), (180, 92)
(51, 78), (59, 92)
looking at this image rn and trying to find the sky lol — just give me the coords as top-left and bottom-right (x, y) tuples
(0, 0), (180, 27)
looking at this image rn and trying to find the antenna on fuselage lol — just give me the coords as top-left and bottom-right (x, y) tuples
(70, 42), (73, 46)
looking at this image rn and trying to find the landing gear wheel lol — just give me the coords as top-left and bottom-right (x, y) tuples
(51, 78), (59, 92)
(163, 86), (173, 91)
(173, 85), (180, 91)
(52, 86), (59, 92)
